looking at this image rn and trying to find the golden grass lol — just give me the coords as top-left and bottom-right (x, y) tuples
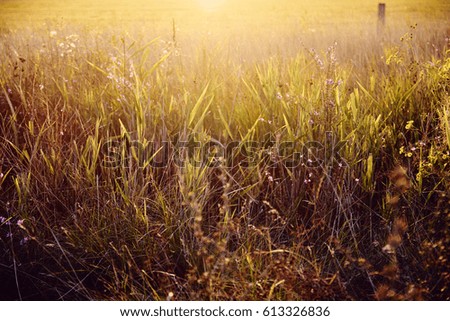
(0, 0), (449, 300)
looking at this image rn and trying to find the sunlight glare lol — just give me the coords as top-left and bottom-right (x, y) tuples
(196, 0), (227, 12)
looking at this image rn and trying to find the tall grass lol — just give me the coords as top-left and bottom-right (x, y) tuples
(0, 0), (449, 300)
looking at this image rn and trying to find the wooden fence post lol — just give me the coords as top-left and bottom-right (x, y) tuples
(377, 3), (386, 35)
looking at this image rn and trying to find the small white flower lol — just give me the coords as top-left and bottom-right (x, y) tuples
(50, 31), (57, 37)
(39, 84), (44, 90)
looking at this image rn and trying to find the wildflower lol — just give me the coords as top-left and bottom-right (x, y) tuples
(276, 92), (283, 100)
(66, 34), (79, 41)
(0, 173), (3, 179)
(39, 84), (44, 90)
(20, 237), (30, 246)
(355, 178), (360, 182)
(309, 48), (324, 69)
(7, 88), (12, 94)
(6, 232), (12, 238)
(405, 120), (414, 130)
(49, 31), (57, 37)
(316, 59), (324, 69)
(17, 219), (24, 226)
(0, 216), (6, 223)
(326, 79), (334, 85)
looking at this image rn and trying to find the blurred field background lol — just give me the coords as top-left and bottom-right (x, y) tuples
(0, 0), (449, 300)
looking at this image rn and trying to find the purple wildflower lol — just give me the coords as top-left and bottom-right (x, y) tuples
(20, 237), (30, 246)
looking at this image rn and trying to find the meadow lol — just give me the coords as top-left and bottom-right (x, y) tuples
(0, 0), (449, 300)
